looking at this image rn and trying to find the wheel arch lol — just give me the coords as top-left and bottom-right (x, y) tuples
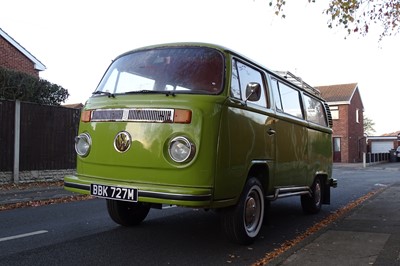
(247, 160), (270, 193)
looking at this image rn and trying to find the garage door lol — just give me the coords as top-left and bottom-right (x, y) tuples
(371, 141), (393, 153)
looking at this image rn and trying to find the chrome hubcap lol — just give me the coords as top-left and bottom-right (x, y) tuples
(314, 181), (321, 206)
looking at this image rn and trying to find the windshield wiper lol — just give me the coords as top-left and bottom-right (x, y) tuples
(124, 90), (176, 97)
(92, 91), (115, 98)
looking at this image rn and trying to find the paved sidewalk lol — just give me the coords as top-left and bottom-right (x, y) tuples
(268, 162), (400, 265)
(0, 185), (74, 205)
(270, 182), (400, 265)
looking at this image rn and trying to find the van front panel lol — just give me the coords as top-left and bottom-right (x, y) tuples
(67, 94), (226, 207)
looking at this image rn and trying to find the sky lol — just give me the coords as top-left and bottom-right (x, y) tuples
(1, 0), (399, 135)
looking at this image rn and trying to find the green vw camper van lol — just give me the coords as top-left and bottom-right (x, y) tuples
(64, 42), (337, 244)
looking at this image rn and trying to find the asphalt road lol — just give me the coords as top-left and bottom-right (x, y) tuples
(0, 164), (399, 266)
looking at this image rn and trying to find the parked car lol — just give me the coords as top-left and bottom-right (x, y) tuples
(397, 146), (400, 161)
(64, 42), (337, 245)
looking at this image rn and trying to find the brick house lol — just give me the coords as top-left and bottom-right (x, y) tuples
(316, 83), (365, 163)
(0, 28), (45, 77)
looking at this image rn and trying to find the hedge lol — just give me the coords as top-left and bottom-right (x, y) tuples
(0, 67), (69, 106)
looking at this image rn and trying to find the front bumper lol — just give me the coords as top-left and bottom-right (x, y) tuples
(64, 175), (213, 208)
(330, 178), (338, 188)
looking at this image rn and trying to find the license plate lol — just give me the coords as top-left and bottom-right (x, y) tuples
(90, 184), (138, 202)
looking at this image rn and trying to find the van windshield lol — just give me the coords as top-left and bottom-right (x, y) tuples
(95, 47), (224, 95)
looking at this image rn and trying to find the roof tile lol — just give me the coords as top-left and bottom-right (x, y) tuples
(315, 83), (358, 102)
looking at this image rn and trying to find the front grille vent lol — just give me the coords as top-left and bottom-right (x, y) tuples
(91, 108), (174, 123)
(128, 109), (173, 122)
(92, 110), (124, 121)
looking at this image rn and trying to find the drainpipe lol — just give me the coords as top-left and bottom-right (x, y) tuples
(13, 100), (20, 183)
(363, 152), (366, 168)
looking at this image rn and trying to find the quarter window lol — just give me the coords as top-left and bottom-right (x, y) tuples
(304, 94), (327, 126)
(230, 59), (241, 99)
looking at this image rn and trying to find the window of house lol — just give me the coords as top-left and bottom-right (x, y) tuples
(330, 106), (339, 119)
(230, 60), (267, 108)
(356, 109), (360, 123)
(333, 137), (341, 152)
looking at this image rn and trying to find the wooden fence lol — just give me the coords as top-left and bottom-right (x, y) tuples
(0, 100), (80, 183)
(0, 100), (14, 171)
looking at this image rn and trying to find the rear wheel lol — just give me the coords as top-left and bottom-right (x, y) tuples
(301, 177), (322, 214)
(106, 199), (150, 226)
(220, 177), (265, 245)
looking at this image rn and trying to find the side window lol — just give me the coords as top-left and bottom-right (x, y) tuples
(304, 94), (328, 126)
(270, 78), (283, 111)
(230, 60), (241, 99)
(278, 82), (303, 118)
(235, 61), (267, 108)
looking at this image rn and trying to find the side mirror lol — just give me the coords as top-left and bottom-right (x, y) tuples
(245, 82), (261, 102)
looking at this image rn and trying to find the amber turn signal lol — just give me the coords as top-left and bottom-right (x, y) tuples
(174, 109), (192, 124)
(81, 110), (92, 122)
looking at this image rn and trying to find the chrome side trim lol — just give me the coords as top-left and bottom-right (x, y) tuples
(267, 186), (311, 201)
(251, 160), (268, 164)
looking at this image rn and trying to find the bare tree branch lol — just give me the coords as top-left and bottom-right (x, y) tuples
(269, 0), (400, 40)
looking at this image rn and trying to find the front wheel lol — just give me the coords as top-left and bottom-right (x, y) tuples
(301, 177), (323, 214)
(220, 178), (265, 245)
(106, 199), (150, 226)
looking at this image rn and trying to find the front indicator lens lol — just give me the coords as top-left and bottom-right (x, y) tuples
(173, 109), (192, 123)
(75, 133), (92, 157)
(81, 110), (92, 122)
(168, 136), (196, 163)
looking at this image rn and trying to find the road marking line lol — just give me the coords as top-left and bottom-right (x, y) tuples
(162, 205), (177, 209)
(0, 230), (48, 242)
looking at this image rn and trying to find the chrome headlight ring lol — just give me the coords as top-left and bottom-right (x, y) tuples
(75, 133), (92, 157)
(168, 136), (196, 163)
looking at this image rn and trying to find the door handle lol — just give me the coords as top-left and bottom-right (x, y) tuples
(267, 128), (276, 135)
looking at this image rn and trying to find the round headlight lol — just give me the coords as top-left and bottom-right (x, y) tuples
(75, 133), (91, 157)
(168, 136), (196, 163)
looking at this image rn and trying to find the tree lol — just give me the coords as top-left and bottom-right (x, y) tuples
(0, 67), (69, 106)
(269, 0), (400, 40)
(364, 116), (376, 135)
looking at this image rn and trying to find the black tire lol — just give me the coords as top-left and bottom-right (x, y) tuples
(220, 178), (265, 245)
(301, 177), (322, 214)
(106, 199), (150, 226)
